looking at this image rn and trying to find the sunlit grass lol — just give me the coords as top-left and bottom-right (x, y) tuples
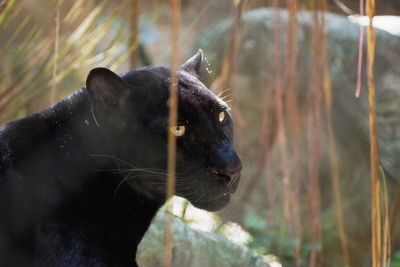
(0, 0), (136, 124)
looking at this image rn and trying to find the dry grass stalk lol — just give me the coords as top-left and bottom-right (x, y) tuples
(323, 42), (351, 267)
(390, 185), (400, 241)
(307, 2), (325, 266)
(129, 0), (140, 69)
(365, 0), (380, 266)
(355, 0), (365, 97)
(319, 1), (351, 265)
(380, 169), (391, 267)
(211, 0), (246, 131)
(285, 1), (303, 266)
(50, 0), (62, 104)
(363, 0), (391, 266)
(163, 0), (181, 266)
(269, 0), (301, 261)
(0, 0), (17, 25)
(270, 0), (291, 236)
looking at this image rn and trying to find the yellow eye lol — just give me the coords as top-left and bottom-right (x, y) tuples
(170, 125), (186, 137)
(218, 111), (226, 123)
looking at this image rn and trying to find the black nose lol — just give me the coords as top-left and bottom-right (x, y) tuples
(210, 161), (242, 194)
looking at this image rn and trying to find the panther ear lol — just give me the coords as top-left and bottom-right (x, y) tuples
(86, 67), (129, 109)
(180, 49), (204, 77)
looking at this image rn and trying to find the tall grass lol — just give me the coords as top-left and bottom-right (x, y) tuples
(0, 0), (140, 124)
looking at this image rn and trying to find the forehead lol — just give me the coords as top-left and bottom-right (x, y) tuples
(177, 70), (228, 110)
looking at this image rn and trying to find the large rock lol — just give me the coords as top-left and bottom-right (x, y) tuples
(137, 210), (272, 267)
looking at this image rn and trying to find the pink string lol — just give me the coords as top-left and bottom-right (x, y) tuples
(355, 0), (365, 98)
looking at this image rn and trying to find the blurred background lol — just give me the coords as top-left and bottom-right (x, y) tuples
(1, 0), (400, 266)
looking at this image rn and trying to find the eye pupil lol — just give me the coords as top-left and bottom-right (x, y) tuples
(171, 125), (186, 137)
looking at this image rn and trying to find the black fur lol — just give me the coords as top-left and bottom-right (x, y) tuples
(0, 50), (242, 266)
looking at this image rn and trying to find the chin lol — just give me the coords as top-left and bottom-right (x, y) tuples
(190, 193), (231, 212)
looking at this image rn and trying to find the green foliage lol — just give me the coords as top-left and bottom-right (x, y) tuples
(242, 211), (316, 266)
(391, 251), (400, 267)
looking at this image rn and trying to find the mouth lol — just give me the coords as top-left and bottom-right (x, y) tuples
(175, 167), (241, 212)
(179, 183), (232, 212)
(197, 192), (231, 211)
(227, 173), (241, 194)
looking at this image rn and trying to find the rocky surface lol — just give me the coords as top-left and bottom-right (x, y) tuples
(137, 210), (272, 267)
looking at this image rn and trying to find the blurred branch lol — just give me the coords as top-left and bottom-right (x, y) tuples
(365, 0), (380, 265)
(355, 0), (365, 97)
(130, 0), (140, 68)
(0, 0), (16, 25)
(164, 0), (181, 266)
(138, 43), (151, 66)
(332, 0), (355, 15)
(212, 0), (247, 142)
(0, 0), (6, 13)
(50, 0), (62, 104)
(390, 184), (400, 239)
(212, 0), (244, 92)
(324, 44), (351, 267)
(306, 2), (326, 266)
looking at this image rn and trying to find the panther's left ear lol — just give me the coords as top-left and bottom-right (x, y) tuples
(180, 49), (204, 77)
(86, 67), (129, 110)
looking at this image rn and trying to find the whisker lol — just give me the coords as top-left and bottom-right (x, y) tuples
(193, 191), (207, 204)
(112, 172), (188, 198)
(91, 154), (192, 198)
(217, 88), (231, 97)
(97, 168), (169, 176)
(90, 154), (136, 169)
(113, 173), (136, 197)
(219, 93), (233, 99)
(91, 154), (184, 178)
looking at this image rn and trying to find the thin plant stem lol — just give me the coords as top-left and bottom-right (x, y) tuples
(50, 0), (62, 104)
(271, 1), (291, 238)
(130, 0), (140, 69)
(285, 1), (303, 265)
(163, 0), (181, 266)
(380, 167), (391, 267)
(324, 60), (351, 267)
(307, 3), (324, 266)
(0, 0), (17, 25)
(355, 0), (365, 98)
(321, 1), (351, 265)
(212, 0), (246, 129)
(365, 0), (380, 266)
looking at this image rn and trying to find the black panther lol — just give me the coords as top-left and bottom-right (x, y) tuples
(0, 50), (242, 266)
